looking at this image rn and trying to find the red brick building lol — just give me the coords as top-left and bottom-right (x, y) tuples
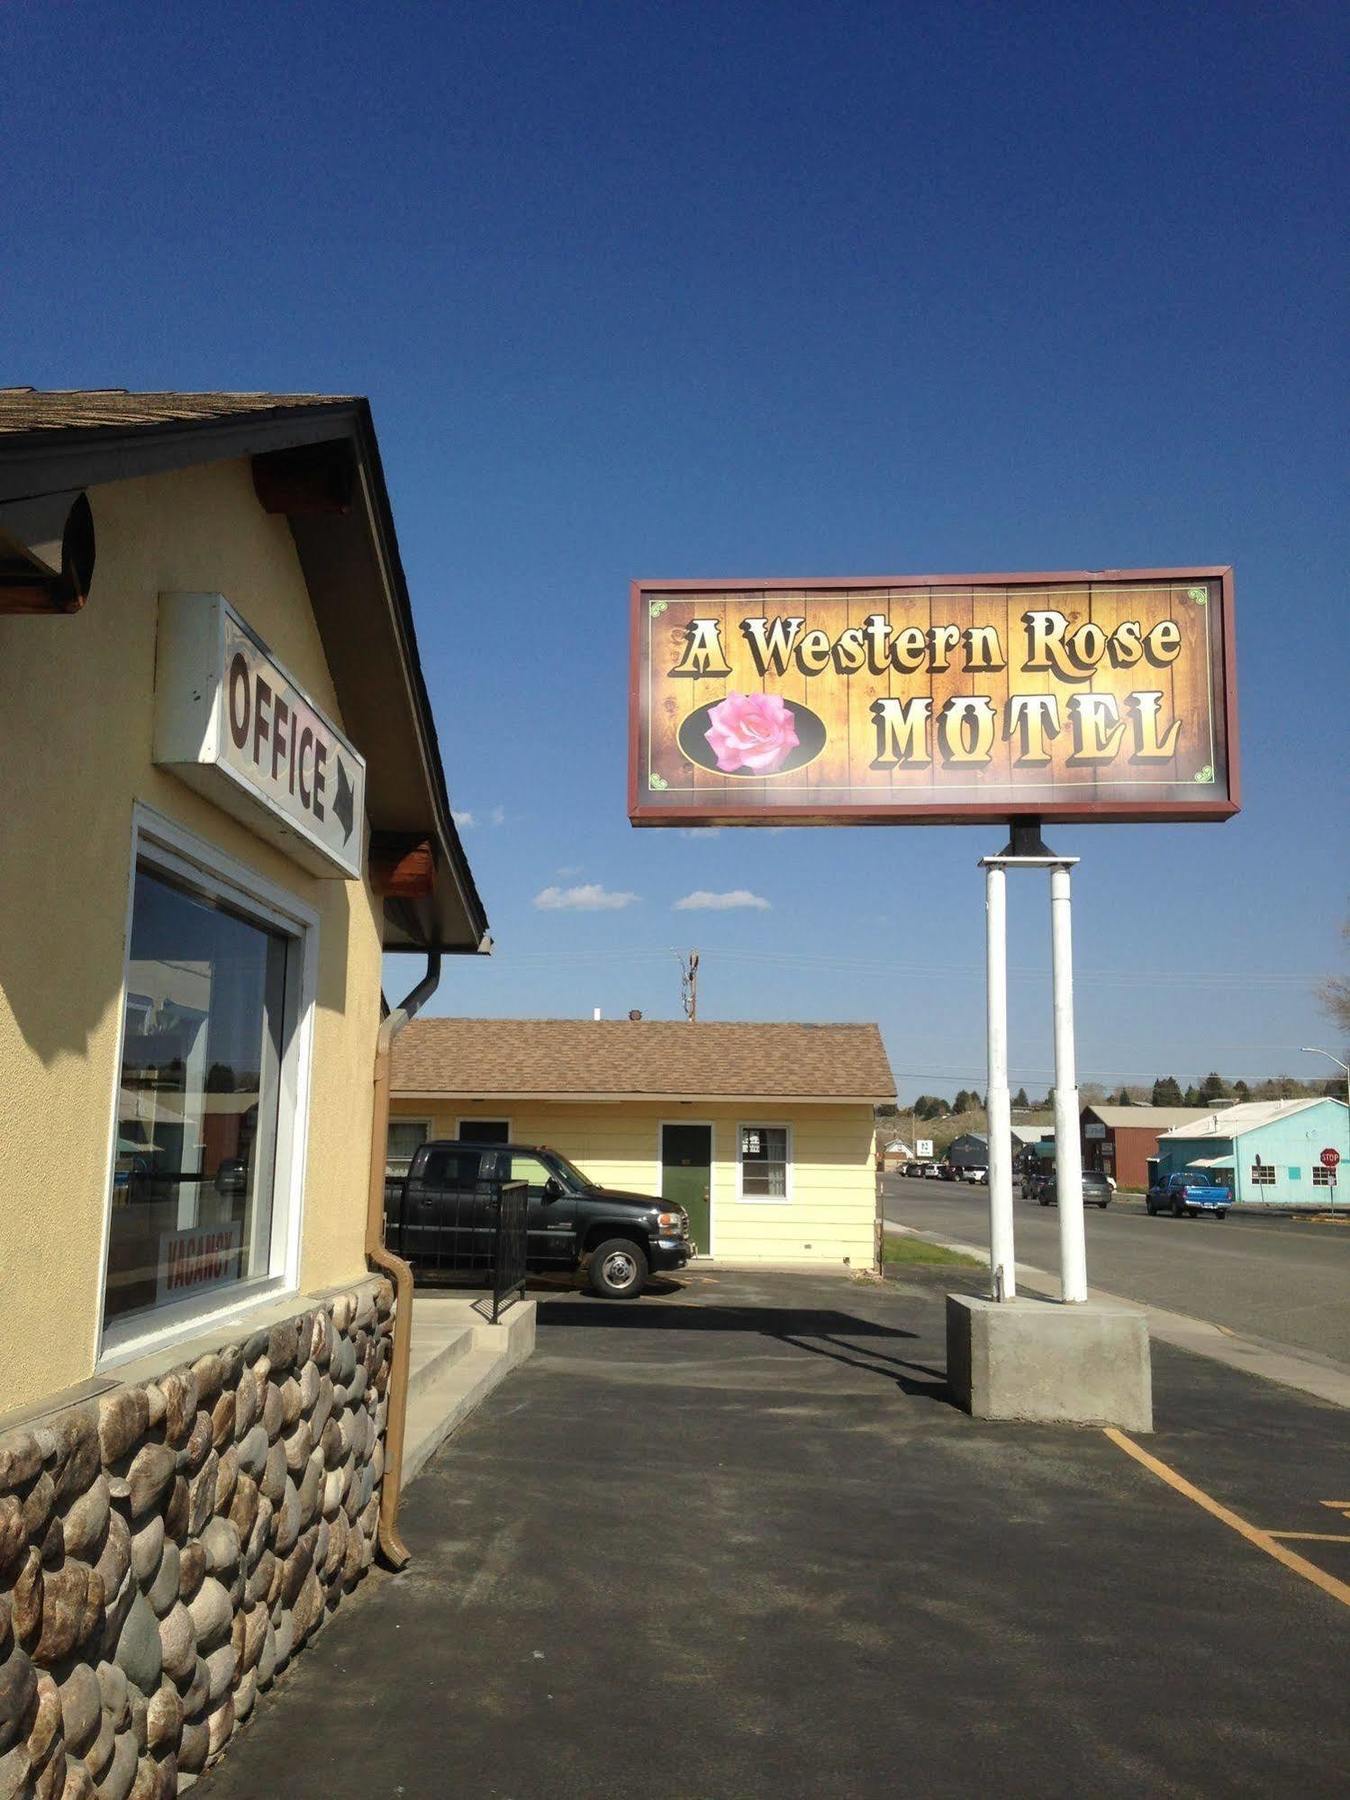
(1080, 1104), (1213, 1190)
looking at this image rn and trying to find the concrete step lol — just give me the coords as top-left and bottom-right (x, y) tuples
(400, 1295), (538, 1489)
(406, 1323), (475, 1403)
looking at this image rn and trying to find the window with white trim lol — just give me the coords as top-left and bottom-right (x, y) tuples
(1312, 1165), (1337, 1188)
(386, 1120), (429, 1174)
(740, 1126), (789, 1200)
(1250, 1162), (1275, 1185)
(104, 837), (309, 1343)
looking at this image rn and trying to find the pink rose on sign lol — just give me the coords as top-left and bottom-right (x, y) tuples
(704, 691), (800, 774)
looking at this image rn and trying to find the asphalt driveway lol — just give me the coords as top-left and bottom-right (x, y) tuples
(201, 1266), (1349, 1799)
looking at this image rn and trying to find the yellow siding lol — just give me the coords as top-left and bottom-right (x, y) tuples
(390, 1098), (879, 1265)
(0, 461), (384, 1410)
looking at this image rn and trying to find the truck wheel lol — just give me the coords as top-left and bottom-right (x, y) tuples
(1171, 1196), (1185, 1219)
(588, 1239), (648, 1299)
(1215, 1210), (1226, 1220)
(1145, 1201), (1156, 1216)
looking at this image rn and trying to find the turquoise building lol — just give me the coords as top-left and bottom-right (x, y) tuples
(1156, 1097), (1349, 1208)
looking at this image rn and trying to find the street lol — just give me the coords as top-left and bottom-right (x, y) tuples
(882, 1174), (1350, 1365)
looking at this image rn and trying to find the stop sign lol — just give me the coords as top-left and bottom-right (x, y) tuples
(1321, 1147), (1340, 1170)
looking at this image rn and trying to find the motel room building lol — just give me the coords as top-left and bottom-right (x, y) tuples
(1156, 1097), (1349, 1207)
(389, 1016), (895, 1267)
(0, 390), (487, 1790)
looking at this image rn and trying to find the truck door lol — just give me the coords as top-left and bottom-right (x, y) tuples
(508, 1151), (576, 1268)
(408, 1146), (483, 1269)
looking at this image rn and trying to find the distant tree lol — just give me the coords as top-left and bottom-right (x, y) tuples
(1112, 1087), (1132, 1106)
(1233, 1079), (1250, 1099)
(914, 1095), (949, 1121)
(1152, 1076), (1183, 1106)
(1183, 1085), (1203, 1106)
(952, 1089), (973, 1114)
(1199, 1071), (1228, 1103)
(1012, 1087), (1030, 1109)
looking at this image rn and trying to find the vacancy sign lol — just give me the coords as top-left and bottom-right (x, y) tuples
(629, 570), (1238, 826)
(155, 1222), (243, 1302)
(154, 591), (366, 878)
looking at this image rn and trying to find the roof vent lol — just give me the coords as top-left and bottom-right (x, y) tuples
(628, 1009), (643, 1021)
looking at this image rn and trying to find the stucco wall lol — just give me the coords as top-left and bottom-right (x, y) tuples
(390, 1098), (878, 1263)
(0, 461), (384, 1413)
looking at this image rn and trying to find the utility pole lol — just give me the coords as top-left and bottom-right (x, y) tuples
(677, 949), (700, 1021)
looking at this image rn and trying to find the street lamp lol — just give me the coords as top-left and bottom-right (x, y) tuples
(1300, 1046), (1350, 1111)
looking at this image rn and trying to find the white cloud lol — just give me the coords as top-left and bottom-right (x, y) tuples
(534, 883), (640, 911)
(451, 809), (475, 828)
(679, 828), (721, 839)
(490, 805), (506, 826)
(673, 889), (771, 911)
(554, 864), (583, 878)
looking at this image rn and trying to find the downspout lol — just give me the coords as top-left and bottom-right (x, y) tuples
(366, 951), (441, 1569)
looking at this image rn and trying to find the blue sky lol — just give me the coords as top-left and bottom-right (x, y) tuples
(5, 1), (1346, 1097)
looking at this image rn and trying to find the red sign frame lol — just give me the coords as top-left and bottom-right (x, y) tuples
(629, 568), (1239, 828)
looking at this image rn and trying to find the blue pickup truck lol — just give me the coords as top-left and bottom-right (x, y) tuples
(1146, 1169), (1231, 1219)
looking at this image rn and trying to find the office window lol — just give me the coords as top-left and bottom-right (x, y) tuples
(1250, 1162), (1275, 1185)
(1312, 1166), (1337, 1188)
(740, 1126), (789, 1200)
(106, 856), (303, 1337)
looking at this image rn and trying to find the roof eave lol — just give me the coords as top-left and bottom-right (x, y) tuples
(389, 1090), (891, 1104)
(0, 398), (487, 955)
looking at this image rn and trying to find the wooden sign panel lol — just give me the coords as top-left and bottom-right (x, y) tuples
(629, 569), (1238, 827)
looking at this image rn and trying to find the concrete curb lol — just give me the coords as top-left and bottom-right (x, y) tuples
(883, 1221), (1350, 1410)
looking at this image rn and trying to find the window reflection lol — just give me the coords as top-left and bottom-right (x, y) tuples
(106, 866), (287, 1325)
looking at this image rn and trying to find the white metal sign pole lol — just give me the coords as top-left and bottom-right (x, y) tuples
(985, 863), (1016, 1300)
(1050, 863), (1088, 1302)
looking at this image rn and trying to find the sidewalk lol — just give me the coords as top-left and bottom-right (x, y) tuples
(199, 1266), (1349, 1799)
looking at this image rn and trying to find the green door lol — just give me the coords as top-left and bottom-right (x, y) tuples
(661, 1123), (712, 1254)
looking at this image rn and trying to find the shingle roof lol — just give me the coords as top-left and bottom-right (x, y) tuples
(1159, 1097), (1337, 1141)
(391, 1017), (895, 1101)
(1084, 1105), (1216, 1130)
(0, 389), (355, 436)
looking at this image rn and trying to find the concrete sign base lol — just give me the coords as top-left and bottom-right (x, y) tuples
(946, 1292), (1153, 1432)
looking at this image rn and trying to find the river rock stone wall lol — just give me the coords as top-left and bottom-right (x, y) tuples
(0, 1278), (394, 1799)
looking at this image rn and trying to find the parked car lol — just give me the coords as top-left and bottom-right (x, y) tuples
(386, 1141), (693, 1298)
(1030, 1169), (1113, 1209)
(1146, 1170), (1231, 1219)
(965, 1165), (989, 1185)
(918, 1160), (940, 1179)
(937, 1162), (961, 1181)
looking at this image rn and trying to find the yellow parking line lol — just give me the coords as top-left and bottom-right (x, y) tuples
(1103, 1428), (1350, 1610)
(1265, 1531), (1350, 1543)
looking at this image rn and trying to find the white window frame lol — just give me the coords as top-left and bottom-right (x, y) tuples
(657, 1119), (716, 1256)
(386, 1117), (431, 1174)
(95, 804), (318, 1366)
(455, 1116), (512, 1143)
(1312, 1165), (1336, 1188)
(737, 1120), (793, 1205)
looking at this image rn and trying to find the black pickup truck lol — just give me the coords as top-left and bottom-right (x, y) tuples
(384, 1141), (693, 1298)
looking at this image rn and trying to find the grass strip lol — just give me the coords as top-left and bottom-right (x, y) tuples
(883, 1233), (982, 1268)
